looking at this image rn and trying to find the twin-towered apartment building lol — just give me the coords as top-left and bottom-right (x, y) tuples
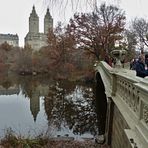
(0, 6), (53, 50)
(25, 6), (53, 50)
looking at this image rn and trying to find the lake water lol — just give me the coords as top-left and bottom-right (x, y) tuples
(0, 74), (103, 140)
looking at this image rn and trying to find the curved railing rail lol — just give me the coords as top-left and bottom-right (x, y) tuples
(95, 61), (148, 147)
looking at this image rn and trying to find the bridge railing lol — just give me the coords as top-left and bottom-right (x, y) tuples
(95, 61), (113, 96)
(96, 61), (148, 146)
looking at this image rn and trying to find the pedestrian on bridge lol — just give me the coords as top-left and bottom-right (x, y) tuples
(135, 56), (148, 78)
(130, 58), (137, 70)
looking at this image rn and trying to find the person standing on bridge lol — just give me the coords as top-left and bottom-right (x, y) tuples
(104, 55), (112, 67)
(135, 55), (148, 78)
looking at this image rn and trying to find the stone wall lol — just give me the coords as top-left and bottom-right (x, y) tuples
(109, 101), (132, 148)
(96, 61), (148, 148)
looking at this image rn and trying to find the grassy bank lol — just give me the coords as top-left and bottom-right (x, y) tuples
(0, 129), (98, 148)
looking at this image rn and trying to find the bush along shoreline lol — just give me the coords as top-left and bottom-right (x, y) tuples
(0, 128), (99, 148)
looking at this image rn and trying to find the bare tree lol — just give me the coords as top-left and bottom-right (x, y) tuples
(122, 29), (137, 60)
(132, 18), (148, 49)
(43, 0), (96, 9)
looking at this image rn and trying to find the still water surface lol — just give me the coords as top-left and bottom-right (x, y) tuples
(0, 74), (99, 139)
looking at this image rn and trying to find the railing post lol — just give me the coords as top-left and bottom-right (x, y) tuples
(111, 73), (117, 96)
(105, 97), (114, 145)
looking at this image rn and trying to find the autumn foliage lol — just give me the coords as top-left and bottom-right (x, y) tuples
(66, 3), (126, 60)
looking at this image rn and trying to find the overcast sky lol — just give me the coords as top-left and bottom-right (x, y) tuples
(0, 0), (148, 47)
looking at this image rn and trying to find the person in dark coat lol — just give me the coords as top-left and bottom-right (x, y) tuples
(136, 56), (148, 78)
(130, 58), (137, 70)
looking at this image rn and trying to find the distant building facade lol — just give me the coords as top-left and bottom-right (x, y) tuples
(0, 34), (19, 46)
(25, 6), (53, 50)
(0, 85), (19, 95)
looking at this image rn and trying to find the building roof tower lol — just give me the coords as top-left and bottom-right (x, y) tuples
(44, 8), (53, 34)
(29, 5), (39, 34)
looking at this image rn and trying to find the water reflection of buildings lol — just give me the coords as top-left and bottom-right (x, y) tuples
(30, 92), (40, 122)
(0, 85), (19, 95)
(29, 84), (49, 122)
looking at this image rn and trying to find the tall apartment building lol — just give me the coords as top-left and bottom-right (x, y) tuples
(0, 33), (19, 46)
(24, 6), (53, 50)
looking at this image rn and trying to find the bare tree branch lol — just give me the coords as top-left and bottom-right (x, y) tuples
(132, 18), (148, 48)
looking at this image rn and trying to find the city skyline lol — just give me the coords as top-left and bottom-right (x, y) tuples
(0, 0), (148, 47)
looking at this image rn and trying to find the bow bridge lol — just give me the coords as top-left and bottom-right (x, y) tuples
(95, 61), (148, 148)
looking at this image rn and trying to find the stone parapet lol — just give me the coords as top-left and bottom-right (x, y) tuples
(96, 61), (148, 148)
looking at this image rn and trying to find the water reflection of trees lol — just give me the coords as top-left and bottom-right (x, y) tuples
(0, 73), (20, 95)
(0, 73), (19, 88)
(44, 81), (98, 136)
(0, 74), (99, 137)
(18, 75), (52, 98)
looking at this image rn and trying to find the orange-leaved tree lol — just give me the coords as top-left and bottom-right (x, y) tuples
(66, 3), (126, 60)
(46, 22), (76, 70)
